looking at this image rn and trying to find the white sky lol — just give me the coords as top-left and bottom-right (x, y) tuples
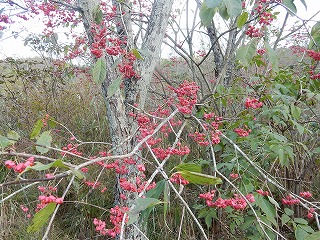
(0, 0), (319, 59)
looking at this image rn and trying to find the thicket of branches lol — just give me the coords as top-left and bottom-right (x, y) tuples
(0, 0), (320, 239)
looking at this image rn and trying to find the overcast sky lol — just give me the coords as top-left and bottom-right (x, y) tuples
(0, 0), (319, 59)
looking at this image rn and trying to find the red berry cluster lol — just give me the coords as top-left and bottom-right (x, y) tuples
(38, 195), (64, 205)
(195, 50), (206, 57)
(229, 173), (239, 179)
(306, 50), (320, 61)
(170, 173), (189, 185)
(307, 208), (315, 219)
(27, 1), (78, 36)
(245, 97), (263, 109)
(4, 157), (35, 173)
(306, 50), (320, 80)
(93, 206), (129, 237)
(245, 25), (264, 38)
(20, 205), (32, 218)
(37, 185), (63, 211)
(246, 0), (278, 38)
(199, 190), (216, 201)
(299, 191), (312, 198)
(234, 126), (252, 137)
(129, 109), (188, 161)
(281, 195), (300, 205)
(84, 181), (101, 189)
(290, 45), (306, 56)
(189, 112), (222, 146)
(90, 25), (108, 58)
(256, 48), (266, 55)
(168, 81), (199, 114)
(256, 189), (269, 196)
(0, 14), (12, 30)
(118, 57), (139, 79)
(95, 153), (155, 193)
(309, 72), (320, 80)
(200, 191), (255, 210)
(259, 11), (273, 25)
(61, 143), (83, 157)
(0, 14), (10, 24)
(42, 114), (50, 126)
(151, 145), (191, 160)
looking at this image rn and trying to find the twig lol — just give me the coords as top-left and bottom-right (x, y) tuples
(0, 174), (67, 187)
(0, 151), (75, 168)
(42, 175), (75, 240)
(178, 206), (185, 240)
(0, 182), (39, 204)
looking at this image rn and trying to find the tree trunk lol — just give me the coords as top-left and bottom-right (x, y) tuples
(78, 0), (173, 239)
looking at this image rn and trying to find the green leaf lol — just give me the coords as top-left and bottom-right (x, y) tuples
(295, 224), (314, 240)
(298, 0), (307, 10)
(223, 0), (242, 19)
(163, 180), (170, 218)
(290, 104), (301, 119)
(70, 169), (85, 180)
(178, 171), (222, 185)
(311, 22), (320, 36)
(313, 147), (320, 154)
(48, 118), (57, 128)
(267, 196), (280, 208)
(92, 58), (107, 85)
(281, 214), (291, 226)
(236, 41), (256, 67)
(292, 120), (304, 134)
(133, 197), (162, 213)
(265, 41), (279, 72)
(294, 218), (308, 225)
(200, 3), (217, 26)
(204, 0), (223, 8)
(300, 224), (314, 233)
(7, 130), (20, 142)
(240, 216), (255, 230)
(175, 163), (202, 173)
(0, 135), (10, 150)
(218, 3), (229, 20)
(237, 11), (248, 28)
(94, 8), (103, 24)
(27, 203), (56, 233)
(306, 231), (320, 240)
(205, 212), (213, 228)
(30, 119), (43, 139)
(309, 22), (320, 50)
(107, 76), (122, 98)
(140, 180), (166, 223)
(26, 159), (67, 172)
(128, 197), (162, 224)
(255, 194), (276, 225)
(36, 131), (52, 154)
(284, 208), (294, 216)
(283, 0), (297, 14)
(132, 49), (143, 60)
(277, 147), (287, 167)
(146, 179), (165, 198)
(198, 208), (209, 218)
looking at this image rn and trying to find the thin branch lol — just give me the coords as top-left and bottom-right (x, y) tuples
(0, 174), (67, 187)
(42, 175), (75, 240)
(0, 182), (39, 204)
(0, 151), (75, 168)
